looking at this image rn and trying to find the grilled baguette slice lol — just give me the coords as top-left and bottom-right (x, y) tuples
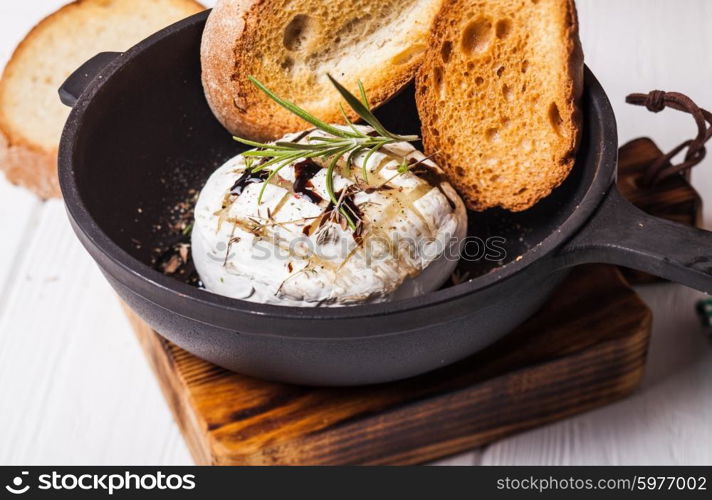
(0, 0), (205, 199)
(201, 0), (443, 141)
(416, 0), (583, 212)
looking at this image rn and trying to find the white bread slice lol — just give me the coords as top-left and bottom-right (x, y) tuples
(201, 0), (444, 142)
(0, 0), (205, 199)
(416, 0), (583, 212)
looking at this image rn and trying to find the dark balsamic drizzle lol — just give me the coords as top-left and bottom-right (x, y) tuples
(293, 159), (323, 204)
(231, 128), (316, 197)
(230, 169), (270, 195)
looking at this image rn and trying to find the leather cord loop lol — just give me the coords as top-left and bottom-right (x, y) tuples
(626, 91), (712, 186)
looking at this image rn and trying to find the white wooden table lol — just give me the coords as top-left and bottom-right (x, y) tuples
(0, 0), (710, 465)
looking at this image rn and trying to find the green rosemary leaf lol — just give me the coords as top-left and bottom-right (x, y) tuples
(257, 153), (304, 203)
(233, 137), (277, 149)
(274, 141), (330, 151)
(305, 145), (350, 160)
(357, 80), (369, 108)
(361, 141), (385, 182)
(232, 75), (423, 228)
(242, 149), (300, 157)
(252, 152), (303, 172)
(324, 150), (357, 231)
(308, 136), (348, 143)
(338, 103), (364, 137)
(346, 145), (366, 171)
(326, 74), (393, 138)
(324, 154), (340, 205)
(248, 76), (360, 139)
(326, 75), (420, 142)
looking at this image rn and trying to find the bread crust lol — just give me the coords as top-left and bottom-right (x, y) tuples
(416, 0), (584, 212)
(0, 131), (60, 199)
(201, 0), (262, 139)
(0, 0), (206, 199)
(201, 0), (442, 142)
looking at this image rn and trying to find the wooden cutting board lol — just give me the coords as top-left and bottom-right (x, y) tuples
(125, 265), (651, 465)
(124, 138), (698, 465)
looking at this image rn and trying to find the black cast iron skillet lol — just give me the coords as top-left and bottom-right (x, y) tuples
(58, 11), (712, 386)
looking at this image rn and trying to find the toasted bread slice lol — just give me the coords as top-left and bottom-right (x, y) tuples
(416, 0), (583, 212)
(0, 0), (205, 199)
(201, 0), (443, 141)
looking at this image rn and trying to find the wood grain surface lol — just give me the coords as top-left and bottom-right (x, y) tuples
(126, 264), (652, 465)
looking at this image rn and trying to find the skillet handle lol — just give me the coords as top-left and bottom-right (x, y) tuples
(559, 185), (712, 293)
(59, 52), (121, 108)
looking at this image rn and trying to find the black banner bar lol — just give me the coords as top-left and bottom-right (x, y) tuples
(0, 466), (710, 498)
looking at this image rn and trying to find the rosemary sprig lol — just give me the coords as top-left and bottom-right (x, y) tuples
(232, 75), (420, 231)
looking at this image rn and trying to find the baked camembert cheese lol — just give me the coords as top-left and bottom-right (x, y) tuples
(192, 125), (467, 306)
